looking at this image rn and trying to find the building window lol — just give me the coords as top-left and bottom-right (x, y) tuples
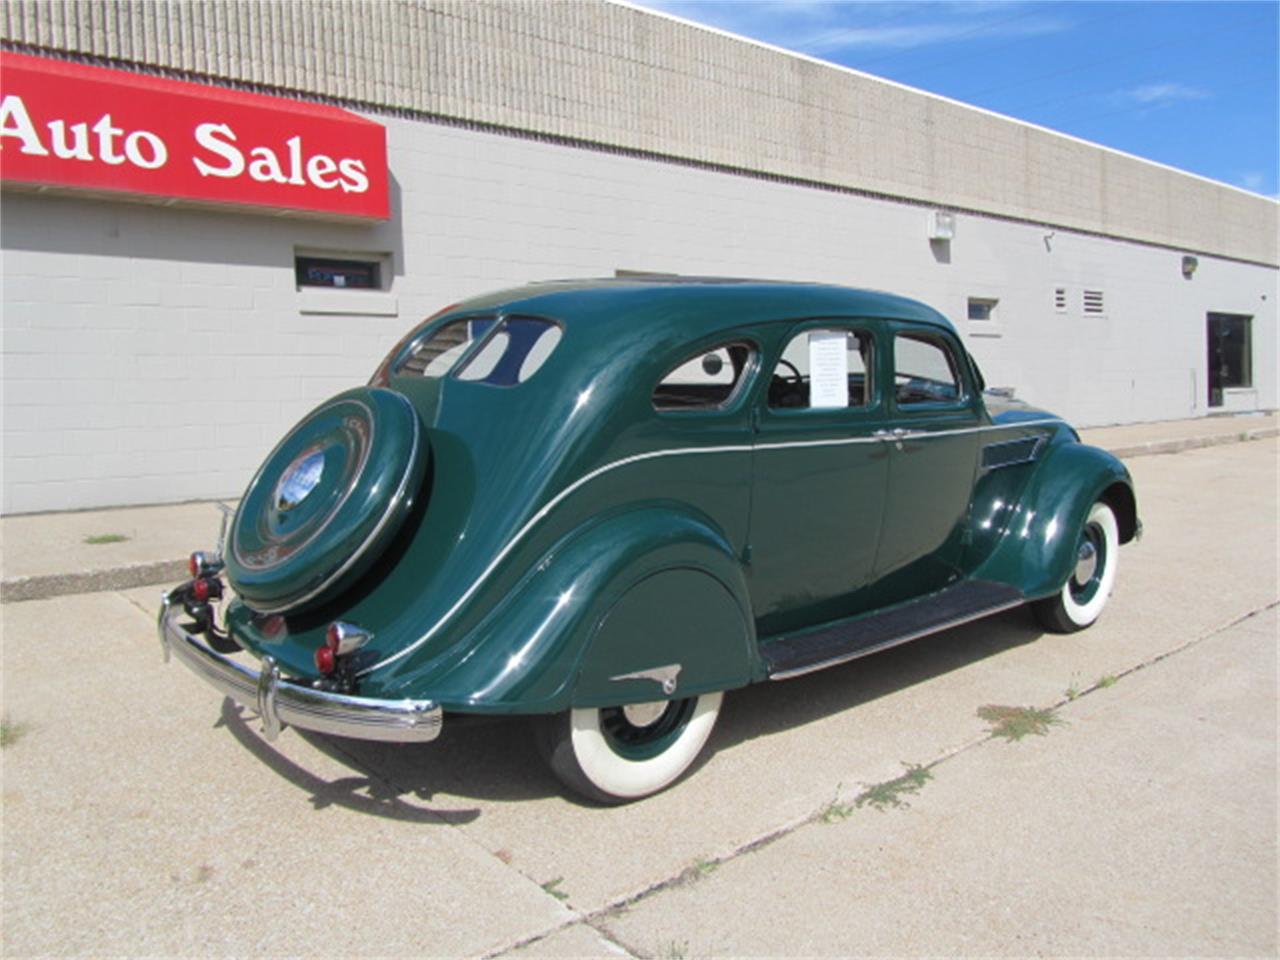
(295, 255), (381, 289)
(1207, 313), (1253, 407)
(967, 297), (998, 322)
(1082, 289), (1105, 315)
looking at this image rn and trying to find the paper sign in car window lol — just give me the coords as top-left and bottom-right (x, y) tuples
(808, 331), (848, 408)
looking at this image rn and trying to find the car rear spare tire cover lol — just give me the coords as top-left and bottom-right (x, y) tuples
(226, 387), (428, 614)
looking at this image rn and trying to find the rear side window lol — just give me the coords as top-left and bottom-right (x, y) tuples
(455, 316), (563, 386)
(653, 342), (756, 411)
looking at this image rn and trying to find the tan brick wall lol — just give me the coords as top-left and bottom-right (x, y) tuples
(2, 0), (1276, 265)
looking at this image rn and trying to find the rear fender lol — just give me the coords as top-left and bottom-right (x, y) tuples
(415, 504), (755, 713)
(974, 442), (1137, 599)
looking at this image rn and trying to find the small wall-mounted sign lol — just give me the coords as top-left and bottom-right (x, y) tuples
(0, 51), (389, 220)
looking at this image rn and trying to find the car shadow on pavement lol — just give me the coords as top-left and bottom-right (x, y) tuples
(707, 607), (1045, 755)
(215, 607), (1046, 814)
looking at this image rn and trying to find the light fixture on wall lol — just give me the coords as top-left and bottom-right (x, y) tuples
(1182, 255), (1198, 279)
(927, 210), (956, 241)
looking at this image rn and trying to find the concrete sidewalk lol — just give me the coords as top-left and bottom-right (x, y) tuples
(1, 410), (1274, 603)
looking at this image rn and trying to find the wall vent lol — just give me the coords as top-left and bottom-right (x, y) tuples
(1082, 289), (1105, 315)
(1053, 287), (1068, 312)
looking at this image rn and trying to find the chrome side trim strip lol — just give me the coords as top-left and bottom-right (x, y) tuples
(767, 597), (1027, 681)
(610, 663), (683, 695)
(160, 596), (442, 743)
(363, 417), (1064, 675)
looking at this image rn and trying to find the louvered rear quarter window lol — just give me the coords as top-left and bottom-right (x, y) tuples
(396, 317), (495, 378)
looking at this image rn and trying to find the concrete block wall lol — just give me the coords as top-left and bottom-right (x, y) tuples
(3, 110), (1275, 513)
(2, 0), (1275, 266)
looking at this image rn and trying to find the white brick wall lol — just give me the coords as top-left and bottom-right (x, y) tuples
(2, 112), (1277, 513)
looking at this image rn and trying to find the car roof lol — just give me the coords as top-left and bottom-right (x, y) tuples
(445, 278), (958, 338)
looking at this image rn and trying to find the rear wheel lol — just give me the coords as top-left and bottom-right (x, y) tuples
(538, 693), (723, 804)
(1033, 501), (1120, 633)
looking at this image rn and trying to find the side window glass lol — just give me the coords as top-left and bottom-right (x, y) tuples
(652, 341), (756, 411)
(894, 334), (962, 406)
(768, 328), (872, 410)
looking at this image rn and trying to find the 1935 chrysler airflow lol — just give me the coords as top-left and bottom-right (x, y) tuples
(160, 279), (1139, 803)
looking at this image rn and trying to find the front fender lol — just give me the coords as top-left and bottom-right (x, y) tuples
(398, 504), (755, 713)
(974, 441), (1136, 600)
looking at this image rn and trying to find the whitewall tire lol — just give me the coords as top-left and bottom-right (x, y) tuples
(538, 692), (723, 804)
(1033, 501), (1120, 633)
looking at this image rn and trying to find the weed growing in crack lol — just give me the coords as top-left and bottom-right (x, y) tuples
(658, 939), (689, 959)
(855, 765), (932, 811)
(1096, 674), (1118, 689)
(978, 704), (1062, 741)
(540, 877), (569, 901)
(819, 785), (857, 823)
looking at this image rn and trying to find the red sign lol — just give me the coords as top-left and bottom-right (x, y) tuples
(0, 52), (388, 219)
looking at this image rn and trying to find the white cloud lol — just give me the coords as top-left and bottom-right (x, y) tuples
(1114, 82), (1211, 106)
(631, 1), (1072, 56)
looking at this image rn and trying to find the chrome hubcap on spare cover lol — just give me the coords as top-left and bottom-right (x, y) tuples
(621, 701), (668, 728)
(275, 448), (325, 512)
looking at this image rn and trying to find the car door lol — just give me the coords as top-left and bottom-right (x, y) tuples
(747, 320), (892, 637)
(869, 325), (984, 605)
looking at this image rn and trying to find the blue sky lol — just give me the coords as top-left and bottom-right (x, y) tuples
(629, 0), (1279, 198)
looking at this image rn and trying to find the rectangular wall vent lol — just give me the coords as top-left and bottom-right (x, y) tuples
(1053, 287), (1067, 312)
(1083, 289), (1105, 315)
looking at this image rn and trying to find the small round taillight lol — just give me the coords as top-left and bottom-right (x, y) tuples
(192, 578), (211, 602)
(315, 644), (336, 675)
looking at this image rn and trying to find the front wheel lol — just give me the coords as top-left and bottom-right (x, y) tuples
(537, 693), (723, 804)
(1033, 501), (1120, 633)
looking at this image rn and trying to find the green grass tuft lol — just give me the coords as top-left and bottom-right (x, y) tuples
(1, 716), (31, 748)
(83, 533), (129, 545)
(1096, 674), (1118, 689)
(855, 765), (932, 811)
(978, 704), (1062, 741)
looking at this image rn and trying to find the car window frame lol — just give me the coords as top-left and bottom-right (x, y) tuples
(448, 313), (566, 389)
(758, 318), (883, 422)
(386, 312), (498, 381)
(887, 325), (977, 417)
(651, 337), (762, 418)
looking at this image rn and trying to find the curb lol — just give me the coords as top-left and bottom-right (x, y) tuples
(1100, 425), (1278, 460)
(0, 560), (188, 604)
(1, 426), (1275, 605)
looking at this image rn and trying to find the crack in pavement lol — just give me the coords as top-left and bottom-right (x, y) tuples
(495, 596), (1280, 959)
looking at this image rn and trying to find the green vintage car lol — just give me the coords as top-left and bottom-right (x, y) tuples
(160, 278), (1139, 803)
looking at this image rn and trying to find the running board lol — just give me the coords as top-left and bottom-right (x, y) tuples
(762, 580), (1025, 680)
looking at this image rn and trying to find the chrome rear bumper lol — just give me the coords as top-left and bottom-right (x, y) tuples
(158, 594), (442, 743)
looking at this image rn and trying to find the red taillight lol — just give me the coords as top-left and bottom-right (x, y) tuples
(315, 644), (336, 674)
(188, 552), (202, 577)
(325, 622), (342, 651)
(192, 578), (211, 602)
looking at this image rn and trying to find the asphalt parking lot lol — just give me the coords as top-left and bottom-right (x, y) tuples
(2, 437), (1276, 957)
